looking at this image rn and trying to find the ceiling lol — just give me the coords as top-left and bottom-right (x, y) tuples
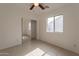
(22, 3), (67, 15)
(0, 3), (72, 16)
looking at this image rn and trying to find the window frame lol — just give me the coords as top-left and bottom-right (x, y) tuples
(46, 15), (64, 32)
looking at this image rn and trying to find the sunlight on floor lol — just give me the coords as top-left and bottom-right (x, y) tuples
(25, 48), (50, 56)
(44, 54), (51, 56)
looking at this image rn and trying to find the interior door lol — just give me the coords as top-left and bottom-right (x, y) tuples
(31, 20), (37, 39)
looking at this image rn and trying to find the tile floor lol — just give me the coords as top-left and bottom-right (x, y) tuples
(0, 39), (78, 56)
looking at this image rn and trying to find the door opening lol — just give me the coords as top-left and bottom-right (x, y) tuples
(31, 20), (37, 40)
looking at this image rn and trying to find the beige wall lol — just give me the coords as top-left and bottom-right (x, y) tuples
(0, 3), (40, 49)
(39, 4), (79, 54)
(22, 14), (39, 40)
(0, 4), (25, 49)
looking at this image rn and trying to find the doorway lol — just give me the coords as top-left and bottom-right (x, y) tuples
(31, 20), (37, 40)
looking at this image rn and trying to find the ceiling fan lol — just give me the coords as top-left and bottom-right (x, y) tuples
(29, 3), (49, 10)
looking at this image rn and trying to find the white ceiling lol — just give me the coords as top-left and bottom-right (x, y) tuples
(0, 3), (73, 15)
(24, 3), (66, 15)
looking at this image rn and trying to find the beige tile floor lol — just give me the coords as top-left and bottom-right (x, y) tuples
(0, 39), (78, 56)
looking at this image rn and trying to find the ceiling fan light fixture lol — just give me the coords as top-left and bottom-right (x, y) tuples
(34, 3), (39, 7)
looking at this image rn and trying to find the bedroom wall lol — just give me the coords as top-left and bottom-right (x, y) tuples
(21, 4), (40, 40)
(22, 14), (39, 39)
(39, 4), (79, 54)
(0, 3), (40, 49)
(0, 4), (25, 50)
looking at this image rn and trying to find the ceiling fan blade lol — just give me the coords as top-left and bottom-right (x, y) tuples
(45, 6), (49, 8)
(39, 4), (45, 10)
(30, 4), (34, 10)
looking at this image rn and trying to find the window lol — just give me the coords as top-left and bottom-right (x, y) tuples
(55, 15), (63, 32)
(47, 15), (63, 32)
(47, 17), (54, 32)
